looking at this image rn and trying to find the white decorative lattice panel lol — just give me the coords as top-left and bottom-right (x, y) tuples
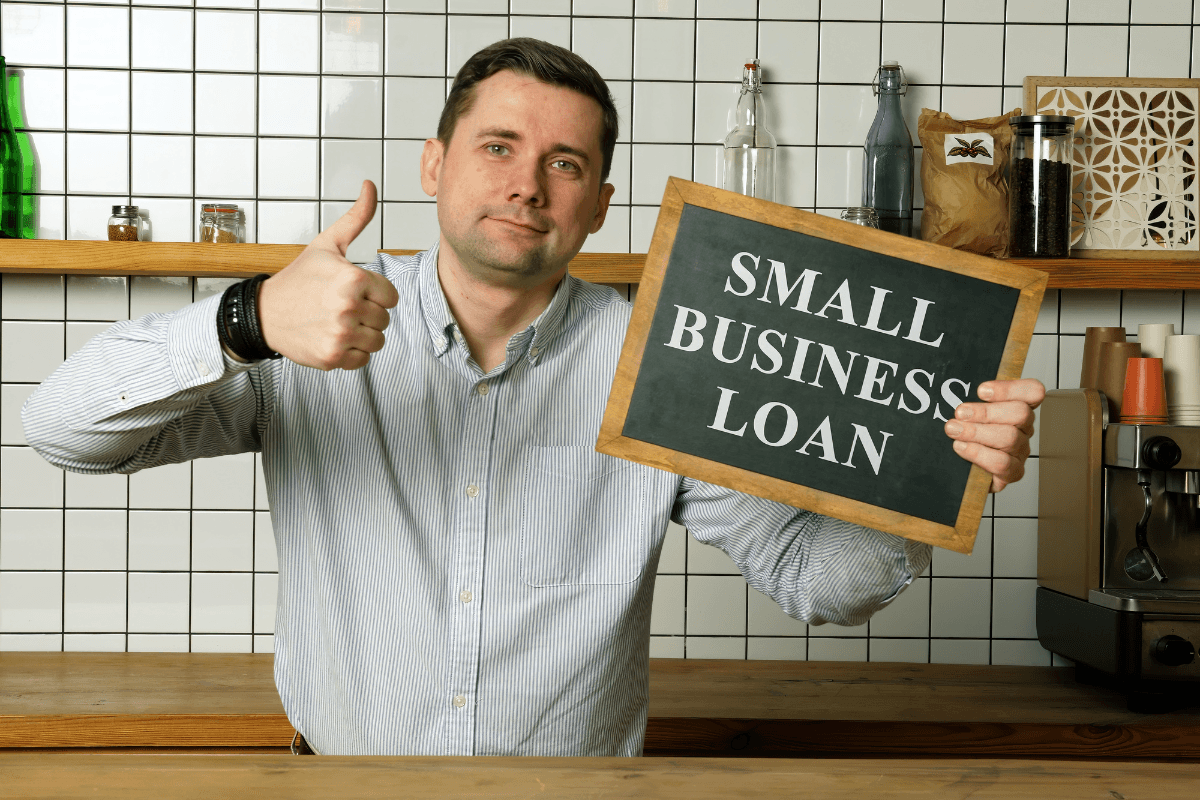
(1026, 77), (1198, 258)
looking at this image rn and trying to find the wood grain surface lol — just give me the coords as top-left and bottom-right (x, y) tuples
(5, 655), (1200, 759)
(1, 753), (1197, 799)
(0, 239), (1196, 288)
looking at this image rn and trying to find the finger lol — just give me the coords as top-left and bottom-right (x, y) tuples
(337, 349), (372, 371)
(955, 399), (1035, 434)
(944, 417), (1030, 460)
(977, 378), (1046, 409)
(360, 270), (400, 310)
(351, 302), (391, 333)
(314, 180), (378, 256)
(342, 325), (386, 355)
(951, 439), (1024, 492)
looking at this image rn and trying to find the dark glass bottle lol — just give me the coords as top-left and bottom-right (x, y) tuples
(861, 61), (914, 237)
(6, 68), (36, 239)
(0, 55), (24, 239)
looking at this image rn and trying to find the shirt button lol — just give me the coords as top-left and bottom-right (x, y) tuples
(466, 484), (479, 498)
(197, 361), (210, 376)
(476, 381), (489, 396)
(459, 590), (472, 604)
(529, 347), (540, 357)
(453, 695), (466, 708)
(453, 330), (465, 345)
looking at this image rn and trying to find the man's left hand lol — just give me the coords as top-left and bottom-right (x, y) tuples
(945, 378), (1046, 493)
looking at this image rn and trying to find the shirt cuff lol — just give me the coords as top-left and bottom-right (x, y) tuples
(166, 292), (260, 391)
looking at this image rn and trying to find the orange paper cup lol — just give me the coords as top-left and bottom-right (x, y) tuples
(1121, 357), (1169, 424)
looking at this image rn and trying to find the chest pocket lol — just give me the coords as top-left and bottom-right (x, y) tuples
(520, 446), (649, 587)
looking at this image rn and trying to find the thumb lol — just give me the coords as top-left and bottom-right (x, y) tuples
(316, 180), (378, 256)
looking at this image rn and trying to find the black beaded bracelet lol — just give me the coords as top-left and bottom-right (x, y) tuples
(215, 274), (280, 361)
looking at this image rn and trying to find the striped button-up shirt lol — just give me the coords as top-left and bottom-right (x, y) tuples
(23, 246), (930, 757)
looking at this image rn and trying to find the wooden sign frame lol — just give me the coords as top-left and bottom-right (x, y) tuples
(597, 178), (1048, 553)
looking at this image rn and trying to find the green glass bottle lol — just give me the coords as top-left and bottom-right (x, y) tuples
(6, 68), (37, 239)
(1, 55), (24, 238)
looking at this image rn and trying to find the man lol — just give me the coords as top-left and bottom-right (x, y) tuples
(23, 39), (1043, 757)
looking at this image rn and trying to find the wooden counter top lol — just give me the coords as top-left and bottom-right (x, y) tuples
(4, 654), (1200, 759)
(2, 753), (1197, 799)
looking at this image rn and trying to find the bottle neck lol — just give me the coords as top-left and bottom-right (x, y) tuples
(0, 58), (11, 131)
(875, 67), (905, 103)
(736, 89), (764, 129)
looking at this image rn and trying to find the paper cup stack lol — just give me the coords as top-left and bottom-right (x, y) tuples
(1164, 333), (1200, 426)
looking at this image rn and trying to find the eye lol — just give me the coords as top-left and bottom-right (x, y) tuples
(487, 144), (510, 156)
(552, 159), (579, 173)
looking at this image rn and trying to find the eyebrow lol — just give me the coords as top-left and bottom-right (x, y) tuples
(477, 127), (592, 165)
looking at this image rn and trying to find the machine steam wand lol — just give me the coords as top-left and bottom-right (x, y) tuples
(1125, 468), (1169, 583)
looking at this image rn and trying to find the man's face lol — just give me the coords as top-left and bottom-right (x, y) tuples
(420, 70), (615, 289)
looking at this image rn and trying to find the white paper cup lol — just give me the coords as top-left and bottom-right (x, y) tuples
(1165, 335), (1200, 409)
(1139, 324), (1176, 360)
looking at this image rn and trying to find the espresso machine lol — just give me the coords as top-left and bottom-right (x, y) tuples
(1038, 389), (1200, 709)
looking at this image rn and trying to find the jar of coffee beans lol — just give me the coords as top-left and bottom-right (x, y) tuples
(1008, 115), (1075, 257)
(107, 206), (144, 241)
(199, 203), (245, 243)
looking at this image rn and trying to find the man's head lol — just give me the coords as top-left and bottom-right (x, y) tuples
(437, 38), (619, 184)
(421, 40), (618, 290)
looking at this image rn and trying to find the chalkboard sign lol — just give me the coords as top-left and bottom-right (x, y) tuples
(597, 179), (1047, 553)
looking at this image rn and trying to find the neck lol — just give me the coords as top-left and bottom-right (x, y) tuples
(435, 239), (564, 373)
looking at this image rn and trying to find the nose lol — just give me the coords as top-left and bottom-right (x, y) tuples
(507, 157), (546, 208)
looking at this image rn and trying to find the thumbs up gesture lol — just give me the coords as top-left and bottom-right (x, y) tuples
(258, 180), (400, 371)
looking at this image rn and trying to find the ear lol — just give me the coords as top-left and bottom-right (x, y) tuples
(589, 182), (616, 234)
(420, 138), (445, 198)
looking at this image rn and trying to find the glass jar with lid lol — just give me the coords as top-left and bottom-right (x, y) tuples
(108, 205), (146, 241)
(199, 203), (245, 243)
(840, 207), (880, 228)
(1007, 115), (1075, 257)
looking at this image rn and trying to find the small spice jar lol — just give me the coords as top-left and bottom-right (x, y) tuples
(840, 207), (880, 228)
(1008, 115), (1076, 257)
(107, 206), (143, 241)
(199, 203), (246, 243)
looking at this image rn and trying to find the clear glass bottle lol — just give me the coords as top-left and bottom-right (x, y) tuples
(841, 207), (880, 228)
(722, 60), (777, 202)
(862, 61), (914, 237)
(199, 203), (245, 243)
(1007, 115), (1075, 258)
(107, 205), (144, 241)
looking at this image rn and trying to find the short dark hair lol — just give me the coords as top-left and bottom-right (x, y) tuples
(437, 38), (619, 184)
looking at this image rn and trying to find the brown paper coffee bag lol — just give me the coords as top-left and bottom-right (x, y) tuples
(918, 108), (1020, 257)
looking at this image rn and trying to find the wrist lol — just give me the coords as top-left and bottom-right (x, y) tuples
(221, 340), (250, 363)
(215, 274), (281, 362)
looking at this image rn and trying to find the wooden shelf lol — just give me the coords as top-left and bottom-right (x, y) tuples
(0, 239), (1195, 289)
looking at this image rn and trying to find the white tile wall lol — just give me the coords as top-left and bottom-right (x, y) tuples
(1, 3), (1191, 665)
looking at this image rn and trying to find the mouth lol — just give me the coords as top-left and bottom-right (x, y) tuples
(486, 216), (549, 235)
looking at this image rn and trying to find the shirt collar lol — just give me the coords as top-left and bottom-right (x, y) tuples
(417, 243), (574, 367)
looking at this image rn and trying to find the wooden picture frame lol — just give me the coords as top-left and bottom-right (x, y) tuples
(597, 178), (1047, 553)
(1023, 75), (1199, 260)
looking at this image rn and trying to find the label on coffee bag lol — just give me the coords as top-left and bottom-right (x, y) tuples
(944, 132), (995, 165)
